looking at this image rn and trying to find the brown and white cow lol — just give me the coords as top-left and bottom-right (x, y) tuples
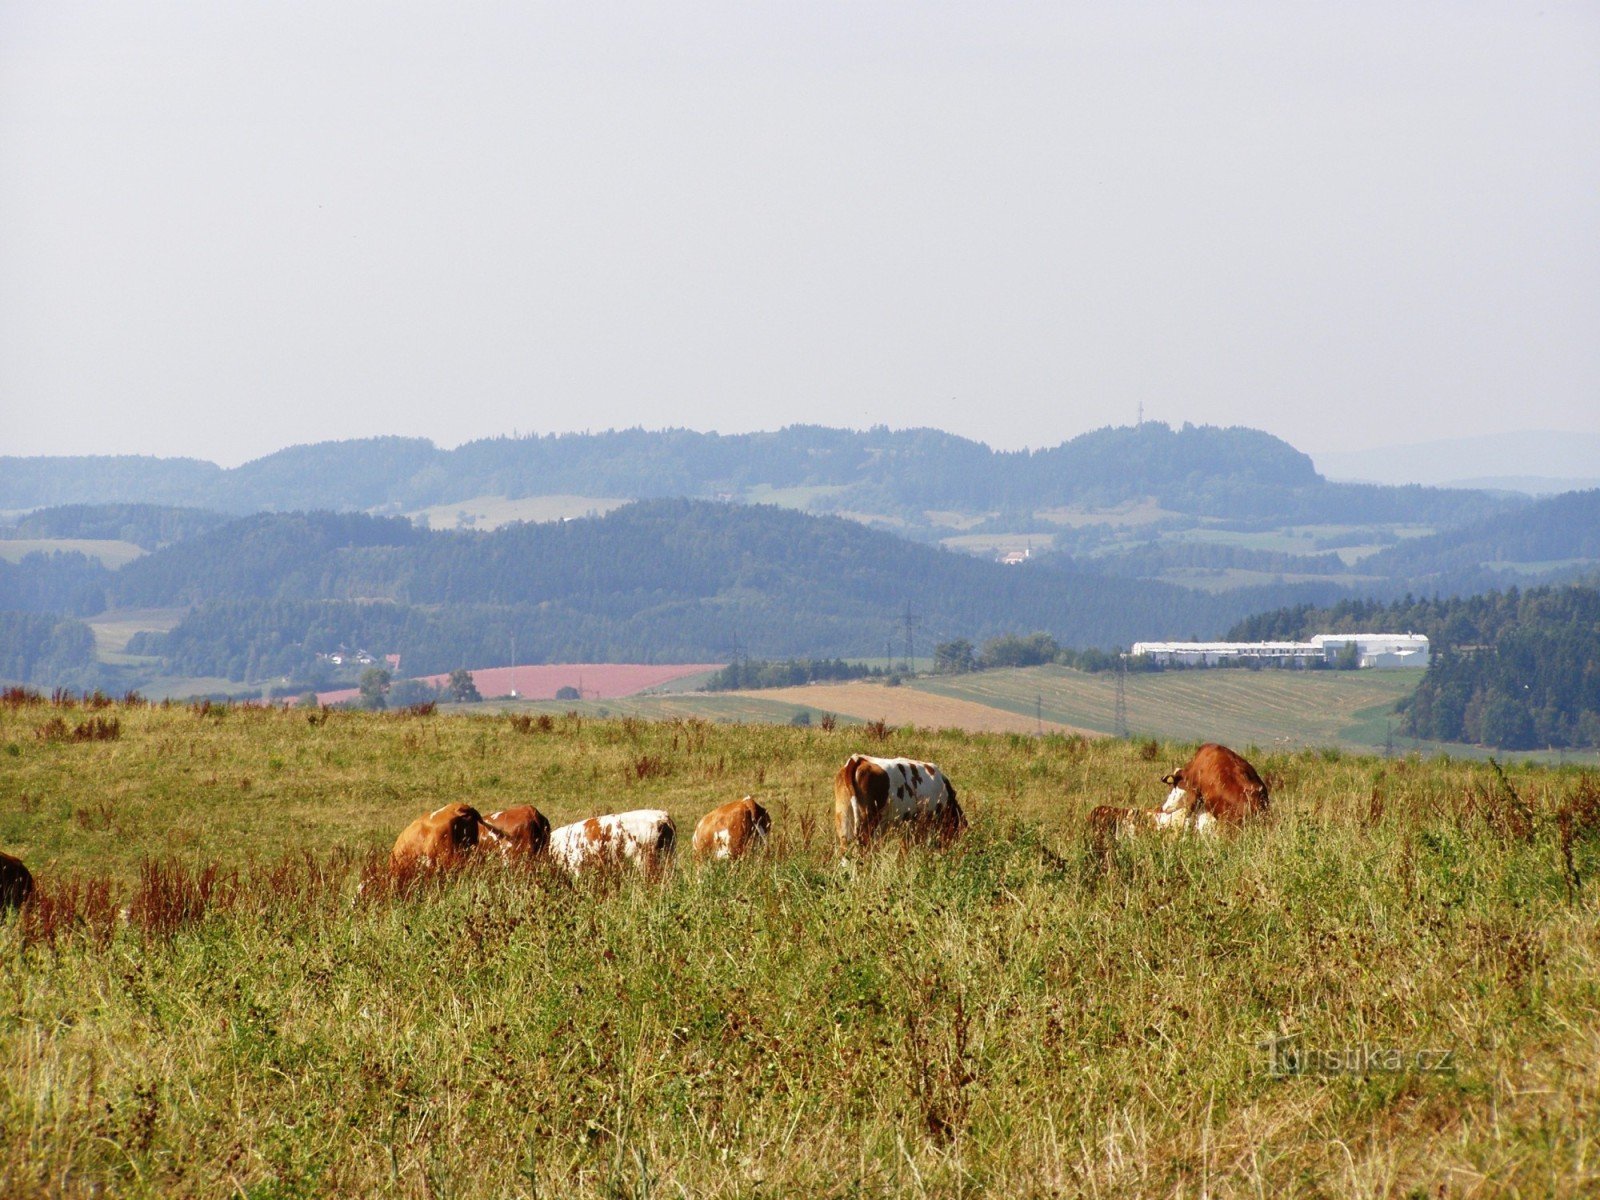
(483, 805), (552, 859)
(1159, 742), (1270, 827)
(692, 796), (771, 861)
(390, 802), (505, 873)
(549, 810), (676, 876)
(1087, 800), (1217, 839)
(834, 754), (966, 849)
(1, 851), (33, 910)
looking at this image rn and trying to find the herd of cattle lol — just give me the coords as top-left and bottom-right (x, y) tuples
(0, 744), (1270, 909)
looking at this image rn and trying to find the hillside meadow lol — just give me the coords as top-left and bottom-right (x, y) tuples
(2, 695), (1599, 1197)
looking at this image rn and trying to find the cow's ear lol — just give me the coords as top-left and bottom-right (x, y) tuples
(1161, 772), (1177, 786)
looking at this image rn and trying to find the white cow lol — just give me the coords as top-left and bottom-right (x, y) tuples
(549, 810), (676, 875)
(833, 754), (965, 849)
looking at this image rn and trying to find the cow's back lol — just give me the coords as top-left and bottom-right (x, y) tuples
(835, 754), (963, 846)
(485, 805), (551, 857)
(1172, 743), (1269, 824)
(693, 796), (771, 860)
(391, 802), (486, 872)
(552, 810), (675, 874)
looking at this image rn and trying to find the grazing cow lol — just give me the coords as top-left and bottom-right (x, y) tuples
(390, 802), (504, 873)
(834, 754), (965, 849)
(1, 851), (33, 910)
(1159, 743), (1270, 826)
(1087, 801), (1217, 839)
(692, 796), (771, 861)
(484, 805), (552, 859)
(549, 810), (676, 876)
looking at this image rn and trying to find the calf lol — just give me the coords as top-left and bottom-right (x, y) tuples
(1087, 800), (1217, 838)
(834, 754), (966, 849)
(692, 796), (771, 861)
(1159, 742), (1270, 827)
(390, 802), (504, 873)
(550, 810), (676, 876)
(0, 851), (33, 910)
(484, 805), (552, 859)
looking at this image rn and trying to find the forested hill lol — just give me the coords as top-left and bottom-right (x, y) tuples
(0, 423), (1514, 526)
(1353, 489), (1600, 586)
(115, 501), (1326, 681)
(1224, 584), (1600, 750)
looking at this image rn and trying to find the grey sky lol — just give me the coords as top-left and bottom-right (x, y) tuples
(2, 2), (1596, 467)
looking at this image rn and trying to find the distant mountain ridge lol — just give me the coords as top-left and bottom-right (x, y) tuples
(1314, 430), (1600, 493)
(0, 423), (1516, 527)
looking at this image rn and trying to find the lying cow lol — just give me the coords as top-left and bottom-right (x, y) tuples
(1087, 800), (1217, 838)
(484, 805), (552, 859)
(549, 810), (676, 876)
(834, 754), (966, 849)
(1159, 742), (1270, 827)
(390, 802), (504, 873)
(1, 851), (33, 910)
(692, 796), (771, 861)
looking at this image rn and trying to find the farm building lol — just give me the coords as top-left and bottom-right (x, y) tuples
(1130, 633), (1429, 670)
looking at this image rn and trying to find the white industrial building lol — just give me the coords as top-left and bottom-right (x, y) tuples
(1130, 633), (1429, 670)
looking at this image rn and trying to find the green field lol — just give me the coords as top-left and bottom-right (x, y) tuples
(0, 537), (147, 569)
(3, 697), (1600, 1196)
(912, 665), (1423, 751)
(404, 494), (630, 531)
(84, 607), (188, 657)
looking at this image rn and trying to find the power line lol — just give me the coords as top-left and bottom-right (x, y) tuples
(1114, 656), (1129, 738)
(902, 602), (922, 673)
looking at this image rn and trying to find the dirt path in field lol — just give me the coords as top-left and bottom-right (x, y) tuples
(742, 681), (1104, 737)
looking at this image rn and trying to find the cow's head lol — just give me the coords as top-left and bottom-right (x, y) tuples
(1159, 769), (1194, 815)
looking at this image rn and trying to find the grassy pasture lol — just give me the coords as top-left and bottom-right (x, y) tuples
(2, 697), (1599, 1197)
(913, 666), (1431, 755)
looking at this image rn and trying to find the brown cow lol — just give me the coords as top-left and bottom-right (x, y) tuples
(692, 796), (771, 861)
(1, 851), (33, 910)
(484, 805), (552, 859)
(834, 754), (965, 849)
(390, 802), (504, 873)
(1160, 743), (1270, 827)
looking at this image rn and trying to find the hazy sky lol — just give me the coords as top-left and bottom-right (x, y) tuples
(3, 2), (1596, 467)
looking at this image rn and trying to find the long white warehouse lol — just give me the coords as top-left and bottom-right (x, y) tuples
(1130, 633), (1430, 670)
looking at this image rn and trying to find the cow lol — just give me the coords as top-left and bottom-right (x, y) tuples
(483, 805), (552, 859)
(1, 851), (33, 910)
(833, 754), (965, 849)
(1159, 743), (1270, 827)
(1087, 800), (1217, 838)
(390, 802), (505, 873)
(692, 796), (771, 861)
(549, 810), (676, 876)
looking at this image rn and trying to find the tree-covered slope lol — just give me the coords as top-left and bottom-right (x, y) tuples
(1226, 584), (1600, 750)
(122, 500), (1324, 680)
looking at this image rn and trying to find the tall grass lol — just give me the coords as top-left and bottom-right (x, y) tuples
(1, 699), (1598, 1196)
